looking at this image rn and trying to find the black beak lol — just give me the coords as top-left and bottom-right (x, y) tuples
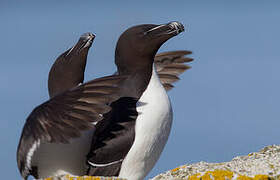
(144, 21), (185, 36)
(79, 32), (95, 49)
(65, 32), (95, 57)
(166, 21), (185, 35)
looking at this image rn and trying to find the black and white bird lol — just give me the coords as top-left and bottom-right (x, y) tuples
(16, 32), (104, 179)
(87, 22), (189, 179)
(17, 22), (191, 180)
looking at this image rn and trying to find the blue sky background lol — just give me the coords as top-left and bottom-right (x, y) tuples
(1, 1), (280, 179)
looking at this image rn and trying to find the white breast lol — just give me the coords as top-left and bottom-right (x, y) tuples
(119, 65), (173, 180)
(32, 130), (94, 178)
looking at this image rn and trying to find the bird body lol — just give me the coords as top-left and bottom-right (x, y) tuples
(119, 66), (172, 180)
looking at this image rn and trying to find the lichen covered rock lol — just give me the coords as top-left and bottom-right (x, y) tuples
(151, 145), (280, 180)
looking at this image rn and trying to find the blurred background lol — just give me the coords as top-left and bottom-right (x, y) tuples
(1, 0), (280, 179)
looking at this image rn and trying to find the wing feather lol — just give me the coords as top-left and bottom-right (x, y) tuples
(17, 75), (127, 178)
(154, 50), (193, 91)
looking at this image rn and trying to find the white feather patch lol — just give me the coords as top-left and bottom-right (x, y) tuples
(87, 159), (123, 167)
(25, 140), (41, 173)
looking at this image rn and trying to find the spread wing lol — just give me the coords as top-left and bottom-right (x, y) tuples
(17, 75), (128, 179)
(154, 50), (193, 91)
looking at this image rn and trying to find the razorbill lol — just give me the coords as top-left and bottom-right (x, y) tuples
(48, 32), (95, 98)
(87, 21), (186, 180)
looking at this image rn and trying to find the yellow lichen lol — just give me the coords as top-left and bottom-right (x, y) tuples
(237, 175), (254, 180)
(189, 170), (234, 180)
(171, 167), (181, 172)
(76, 176), (83, 180)
(248, 153), (254, 156)
(269, 164), (275, 169)
(84, 177), (93, 180)
(186, 170), (274, 180)
(210, 170), (234, 180)
(186, 169), (276, 180)
(181, 165), (187, 169)
(254, 175), (269, 180)
(201, 172), (212, 180)
(188, 173), (201, 180)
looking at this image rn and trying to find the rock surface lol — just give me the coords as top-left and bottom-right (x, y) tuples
(44, 175), (126, 180)
(42, 145), (280, 180)
(151, 145), (280, 180)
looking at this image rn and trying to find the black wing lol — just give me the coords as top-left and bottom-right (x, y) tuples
(87, 97), (138, 176)
(154, 50), (193, 91)
(17, 75), (127, 179)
